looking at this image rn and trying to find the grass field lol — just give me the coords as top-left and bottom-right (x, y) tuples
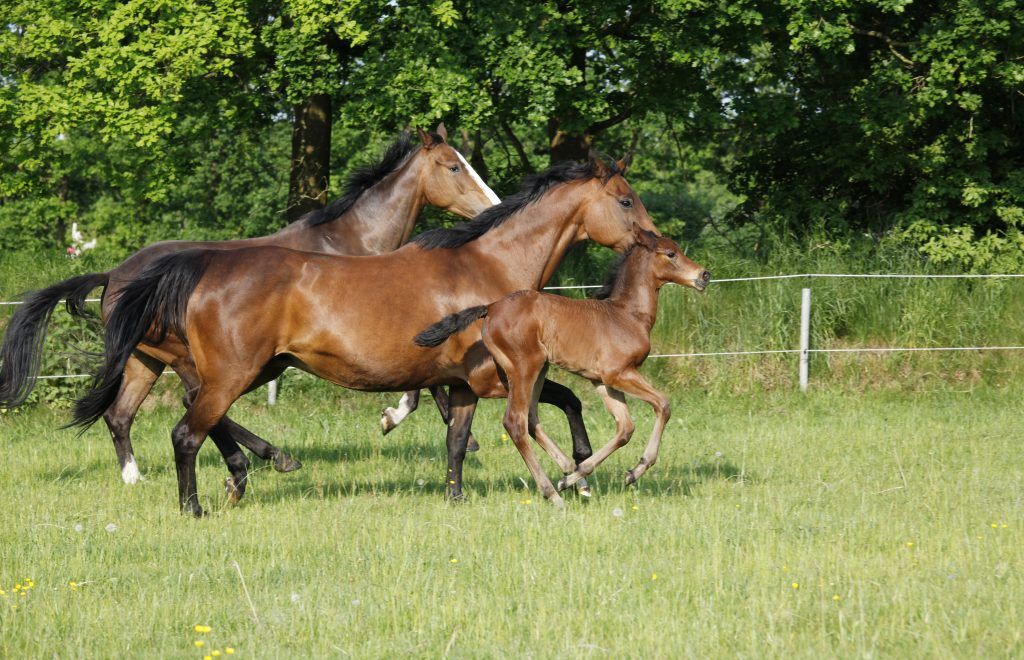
(1, 375), (1021, 657)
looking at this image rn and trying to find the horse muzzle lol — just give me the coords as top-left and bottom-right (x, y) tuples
(692, 269), (711, 291)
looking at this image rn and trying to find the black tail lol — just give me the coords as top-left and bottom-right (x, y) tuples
(0, 272), (109, 408)
(414, 305), (489, 348)
(71, 251), (209, 429)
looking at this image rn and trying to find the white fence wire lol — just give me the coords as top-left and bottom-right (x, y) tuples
(3, 273), (1023, 384)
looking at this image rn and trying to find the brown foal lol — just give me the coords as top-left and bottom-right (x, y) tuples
(72, 154), (660, 515)
(415, 231), (709, 506)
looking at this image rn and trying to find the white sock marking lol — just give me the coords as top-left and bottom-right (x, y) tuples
(121, 456), (141, 484)
(457, 152), (501, 205)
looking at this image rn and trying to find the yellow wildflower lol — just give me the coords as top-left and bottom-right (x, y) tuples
(833, 594), (841, 601)
(194, 625), (212, 634)
(651, 573), (658, 581)
(449, 558), (458, 564)
(906, 542), (914, 548)
(204, 656), (212, 660)
(212, 651), (222, 657)
(194, 640), (205, 648)
(791, 582), (799, 590)
(225, 649), (235, 655)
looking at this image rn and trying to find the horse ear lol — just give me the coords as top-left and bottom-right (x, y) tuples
(588, 149), (611, 178)
(417, 127), (434, 148)
(616, 154), (633, 175)
(632, 224), (658, 250)
(435, 122), (448, 141)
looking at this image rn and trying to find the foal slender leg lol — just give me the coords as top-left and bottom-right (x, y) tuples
(102, 352), (162, 484)
(176, 366), (251, 504)
(430, 386), (480, 452)
(445, 384), (478, 501)
(526, 366), (576, 475)
(609, 369), (671, 485)
(502, 371), (563, 507)
(557, 384), (635, 491)
(539, 379), (593, 464)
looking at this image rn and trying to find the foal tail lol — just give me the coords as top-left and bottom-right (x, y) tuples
(71, 250), (209, 429)
(414, 305), (489, 348)
(0, 272), (109, 409)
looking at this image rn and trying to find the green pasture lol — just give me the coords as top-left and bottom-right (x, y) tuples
(0, 376), (1021, 657)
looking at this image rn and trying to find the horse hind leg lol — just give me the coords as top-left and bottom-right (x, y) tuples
(102, 352), (163, 484)
(380, 390), (420, 434)
(172, 377), (249, 517)
(609, 369), (671, 486)
(381, 387), (481, 452)
(177, 365), (252, 505)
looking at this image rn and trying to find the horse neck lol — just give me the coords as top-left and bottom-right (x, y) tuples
(606, 254), (661, 331)
(459, 182), (589, 290)
(313, 152), (425, 254)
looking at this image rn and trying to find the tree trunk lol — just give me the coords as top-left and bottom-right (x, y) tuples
(287, 93), (332, 222)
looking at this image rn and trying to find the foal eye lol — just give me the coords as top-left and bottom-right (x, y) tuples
(449, 165), (461, 173)
(666, 251), (677, 259)
(618, 198), (633, 208)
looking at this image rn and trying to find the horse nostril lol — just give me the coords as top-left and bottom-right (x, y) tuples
(700, 270), (711, 283)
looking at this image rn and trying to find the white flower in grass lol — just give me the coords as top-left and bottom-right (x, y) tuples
(290, 593), (300, 603)
(105, 523), (118, 533)
(73, 523), (84, 533)
(612, 508), (624, 518)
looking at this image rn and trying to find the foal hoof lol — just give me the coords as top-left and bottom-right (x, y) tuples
(272, 451), (302, 473)
(466, 436), (480, 453)
(224, 477), (243, 504)
(576, 478), (592, 498)
(624, 470), (637, 486)
(380, 408), (398, 435)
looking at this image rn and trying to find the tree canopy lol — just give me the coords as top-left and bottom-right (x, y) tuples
(1, 0), (1021, 269)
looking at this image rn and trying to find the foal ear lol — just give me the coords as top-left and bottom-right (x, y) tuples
(633, 225), (658, 251)
(417, 127), (435, 148)
(588, 149), (612, 179)
(435, 122), (448, 141)
(616, 154), (633, 175)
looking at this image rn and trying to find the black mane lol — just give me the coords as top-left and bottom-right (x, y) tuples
(592, 246), (637, 300)
(298, 133), (421, 227)
(411, 158), (622, 250)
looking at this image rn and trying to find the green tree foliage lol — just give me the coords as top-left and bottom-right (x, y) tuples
(0, 0), (1021, 271)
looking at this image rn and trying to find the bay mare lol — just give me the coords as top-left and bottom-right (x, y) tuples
(0, 126), (505, 491)
(72, 155), (659, 515)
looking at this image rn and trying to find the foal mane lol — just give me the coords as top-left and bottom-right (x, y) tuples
(299, 132), (426, 227)
(592, 246), (637, 300)
(411, 158), (623, 250)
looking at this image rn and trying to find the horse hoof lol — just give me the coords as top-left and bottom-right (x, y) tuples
(576, 478), (592, 498)
(466, 436), (480, 452)
(273, 451), (302, 473)
(380, 409), (397, 435)
(624, 470), (637, 486)
(224, 477), (243, 504)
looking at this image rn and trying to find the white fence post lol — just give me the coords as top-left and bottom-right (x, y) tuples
(267, 378), (278, 406)
(799, 287), (811, 391)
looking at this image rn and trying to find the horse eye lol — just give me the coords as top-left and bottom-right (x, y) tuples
(449, 165), (461, 173)
(666, 251), (676, 259)
(619, 198), (633, 208)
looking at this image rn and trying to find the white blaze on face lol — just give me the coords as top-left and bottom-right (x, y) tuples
(456, 151), (501, 205)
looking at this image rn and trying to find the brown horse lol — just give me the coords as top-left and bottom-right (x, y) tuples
(415, 231), (709, 505)
(0, 125), (498, 488)
(71, 154), (658, 515)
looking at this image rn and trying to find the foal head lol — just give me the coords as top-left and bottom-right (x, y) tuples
(413, 123), (500, 218)
(635, 230), (711, 292)
(576, 153), (661, 252)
